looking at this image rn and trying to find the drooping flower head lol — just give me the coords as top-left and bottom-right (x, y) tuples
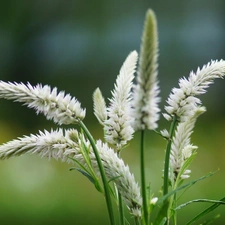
(164, 60), (225, 122)
(0, 129), (142, 217)
(131, 9), (160, 131)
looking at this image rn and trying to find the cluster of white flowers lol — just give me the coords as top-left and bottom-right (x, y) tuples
(93, 9), (162, 151)
(1, 8), (225, 224)
(164, 60), (225, 122)
(0, 81), (86, 125)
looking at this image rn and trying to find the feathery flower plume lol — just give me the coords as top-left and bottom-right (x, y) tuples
(0, 129), (80, 160)
(0, 81), (86, 125)
(170, 106), (206, 180)
(94, 141), (142, 216)
(0, 129), (142, 217)
(104, 51), (138, 150)
(164, 60), (225, 122)
(131, 9), (160, 131)
(93, 88), (107, 126)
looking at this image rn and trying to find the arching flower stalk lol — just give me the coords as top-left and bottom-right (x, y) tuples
(0, 129), (142, 217)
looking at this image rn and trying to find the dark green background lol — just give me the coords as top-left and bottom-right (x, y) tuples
(0, 1), (225, 224)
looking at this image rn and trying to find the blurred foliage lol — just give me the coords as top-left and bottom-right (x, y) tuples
(0, 0), (225, 224)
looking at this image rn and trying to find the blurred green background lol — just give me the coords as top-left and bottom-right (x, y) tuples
(0, 0), (225, 224)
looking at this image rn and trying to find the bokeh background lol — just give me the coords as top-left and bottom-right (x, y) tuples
(0, 1), (225, 224)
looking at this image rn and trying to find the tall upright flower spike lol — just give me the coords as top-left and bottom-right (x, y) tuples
(170, 106), (206, 181)
(131, 9), (160, 131)
(0, 129), (142, 217)
(0, 81), (86, 125)
(93, 88), (107, 126)
(164, 60), (225, 122)
(104, 51), (138, 150)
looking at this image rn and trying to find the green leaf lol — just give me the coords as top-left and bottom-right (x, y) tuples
(185, 196), (225, 225)
(74, 167), (103, 193)
(158, 217), (167, 225)
(158, 170), (218, 205)
(75, 168), (95, 184)
(201, 214), (220, 225)
(175, 199), (225, 211)
(153, 200), (169, 225)
(108, 175), (121, 184)
(147, 184), (151, 213)
(174, 152), (197, 187)
(70, 156), (103, 193)
(69, 157), (89, 173)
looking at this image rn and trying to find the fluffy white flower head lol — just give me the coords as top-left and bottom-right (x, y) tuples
(104, 51), (138, 150)
(170, 106), (205, 181)
(93, 87), (107, 126)
(131, 9), (160, 131)
(0, 81), (86, 125)
(0, 130), (142, 217)
(164, 60), (225, 122)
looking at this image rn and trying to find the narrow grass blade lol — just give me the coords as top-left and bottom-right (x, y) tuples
(185, 196), (225, 225)
(175, 198), (225, 211)
(158, 170), (218, 205)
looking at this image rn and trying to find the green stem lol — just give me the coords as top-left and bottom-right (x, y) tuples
(140, 130), (148, 225)
(117, 151), (125, 225)
(118, 191), (125, 225)
(134, 216), (141, 225)
(163, 115), (177, 195)
(78, 120), (115, 225)
(163, 115), (178, 224)
(172, 193), (177, 225)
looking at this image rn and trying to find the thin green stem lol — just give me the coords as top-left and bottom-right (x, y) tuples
(163, 115), (178, 225)
(134, 216), (141, 225)
(78, 120), (115, 225)
(118, 191), (125, 225)
(117, 152), (125, 225)
(172, 193), (177, 225)
(140, 130), (148, 225)
(163, 115), (178, 195)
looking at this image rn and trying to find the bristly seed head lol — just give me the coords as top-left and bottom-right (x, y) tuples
(104, 51), (138, 150)
(131, 9), (161, 131)
(164, 60), (225, 122)
(0, 81), (86, 125)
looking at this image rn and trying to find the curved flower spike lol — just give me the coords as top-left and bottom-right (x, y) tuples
(0, 81), (86, 125)
(0, 129), (142, 217)
(164, 60), (225, 122)
(104, 51), (138, 150)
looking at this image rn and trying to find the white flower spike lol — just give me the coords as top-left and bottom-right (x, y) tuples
(131, 9), (160, 131)
(104, 51), (138, 150)
(0, 129), (142, 217)
(0, 81), (86, 125)
(93, 87), (107, 126)
(170, 106), (206, 180)
(164, 60), (225, 122)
